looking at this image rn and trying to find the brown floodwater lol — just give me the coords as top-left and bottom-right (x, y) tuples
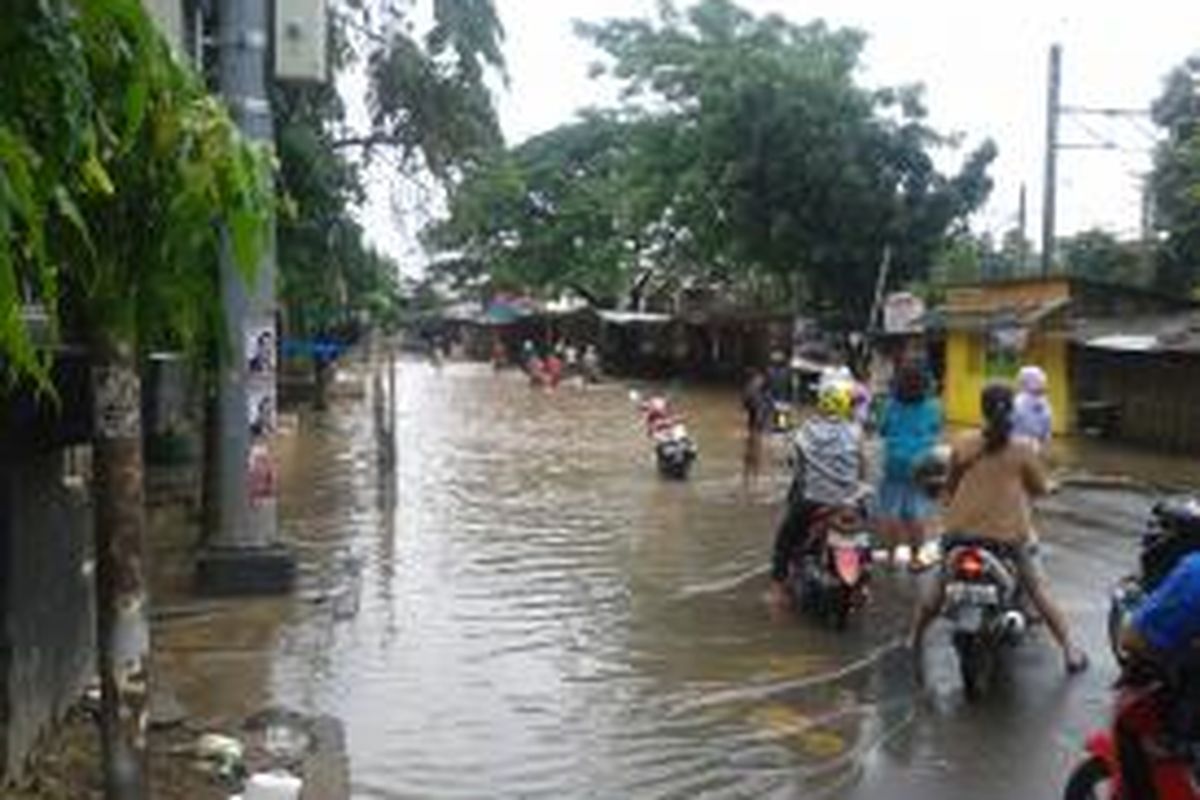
(155, 356), (1200, 799)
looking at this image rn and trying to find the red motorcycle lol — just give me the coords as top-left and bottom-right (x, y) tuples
(1065, 661), (1200, 799)
(790, 503), (874, 630)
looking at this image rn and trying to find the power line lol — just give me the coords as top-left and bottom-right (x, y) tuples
(1059, 105), (1152, 117)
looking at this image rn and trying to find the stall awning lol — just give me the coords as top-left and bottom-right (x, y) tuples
(1070, 312), (1200, 354)
(597, 310), (673, 326)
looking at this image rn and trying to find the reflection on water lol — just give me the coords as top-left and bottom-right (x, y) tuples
(155, 357), (1198, 799)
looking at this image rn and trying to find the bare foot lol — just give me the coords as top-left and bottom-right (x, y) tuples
(766, 582), (791, 619)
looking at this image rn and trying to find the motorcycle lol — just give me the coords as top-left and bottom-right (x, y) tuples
(1064, 659), (1200, 800)
(653, 422), (698, 480)
(1063, 497), (1200, 798)
(939, 536), (1031, 700)
(790, 501), (874, 630)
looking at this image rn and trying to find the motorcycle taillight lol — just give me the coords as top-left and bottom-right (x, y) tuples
(955, 548), (985, 580)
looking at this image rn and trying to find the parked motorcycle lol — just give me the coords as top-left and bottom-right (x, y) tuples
(654, 422), (698, 480)
(790, 503), (874, 630)
(939, 536), (1031, 700)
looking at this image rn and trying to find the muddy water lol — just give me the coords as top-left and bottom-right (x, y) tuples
(249, 361), (918, 799)
(160, 358), (1199, 799)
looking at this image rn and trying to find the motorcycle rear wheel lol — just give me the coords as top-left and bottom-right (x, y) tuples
(1063, 755), (1113, 800)
(953, 633), (995, 701)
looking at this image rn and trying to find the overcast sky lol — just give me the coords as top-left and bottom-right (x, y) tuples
(359, 0), (1200, 272)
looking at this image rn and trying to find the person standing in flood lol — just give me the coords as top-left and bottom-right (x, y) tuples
(1012, 365), (1053, 450)
(875, 363), (942, 567)
(742, 369), (773, 488)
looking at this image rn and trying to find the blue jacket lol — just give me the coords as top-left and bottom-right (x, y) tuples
(880, 397), (942, 481)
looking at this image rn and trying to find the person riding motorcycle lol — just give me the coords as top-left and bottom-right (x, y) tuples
(909, 382), (1088, 677)
(1120, 551), (1200, 660)
(1108, 552), (1200, 797)
(768, 380), (866, 607)
(642, 396), (678, 439)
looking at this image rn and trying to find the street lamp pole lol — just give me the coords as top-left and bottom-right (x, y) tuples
(197, 0), (295, 594)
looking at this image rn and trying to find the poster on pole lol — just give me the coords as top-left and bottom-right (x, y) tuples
(246, 324), (277, 376)
(248, 440), (277, 505)
(248, 386), (276, 439)
(246, 316), (278, 505)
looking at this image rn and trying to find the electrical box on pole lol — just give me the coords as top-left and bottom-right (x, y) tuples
(275, 0), (329, 83)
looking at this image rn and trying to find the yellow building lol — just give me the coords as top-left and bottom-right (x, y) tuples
(937, 278), (1075, 434)
(934, 277), (1200, 440)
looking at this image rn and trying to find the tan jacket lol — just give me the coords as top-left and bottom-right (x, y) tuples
(942, 431), (1048, 543)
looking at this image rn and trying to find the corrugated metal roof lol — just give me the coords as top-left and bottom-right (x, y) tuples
(922, 297), (1071, 332)
(1070, 312), (1200, 354)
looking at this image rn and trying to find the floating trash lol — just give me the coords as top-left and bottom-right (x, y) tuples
(239, 769), (303, 800)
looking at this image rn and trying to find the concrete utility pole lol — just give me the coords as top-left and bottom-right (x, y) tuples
(1041, 44), (1062, 277)
(197, 0), (295, 594)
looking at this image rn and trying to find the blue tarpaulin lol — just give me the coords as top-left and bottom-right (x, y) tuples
(282, 339), (347, 361)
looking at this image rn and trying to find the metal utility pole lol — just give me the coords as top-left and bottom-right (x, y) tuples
(1018, 183), (1029, 272)
(197, 0), (295, 594)
(1041, 44), (1062, 276)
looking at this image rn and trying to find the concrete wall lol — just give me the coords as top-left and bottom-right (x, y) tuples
(0, 450), (94, 780)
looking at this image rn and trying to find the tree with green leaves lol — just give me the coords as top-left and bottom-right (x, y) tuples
(429, 0), (995, 329)
(1061, 228), (1148, 286)
(580, 0), (997, 327)
(423, 114), (645, 306)
(337, 0), (505, 180)
(1, 2), (273, 796)
(1150, 56), (1200, 295)
(271, 0), (506, 342)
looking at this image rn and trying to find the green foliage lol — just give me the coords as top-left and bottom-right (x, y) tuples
(0, 0), (273, 384)
(931, 229), (1037, 287)
(1150, 56), (1200, 294)
(342, 0), (505, 180)
(0, 0), (92, 382)
(274, 1), (505, 338)
(429, 0), (996, 326)
(1061, 228), (1148, 286)
(424, 114), (640, 304)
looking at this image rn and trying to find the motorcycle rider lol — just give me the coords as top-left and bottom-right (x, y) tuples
(1120, 551), (1200, 659)
(768, 379), (866, 608)
(1110, 552), (1200, 797)
(908, 382), (1089, 677)
(642, 396), (678, 439)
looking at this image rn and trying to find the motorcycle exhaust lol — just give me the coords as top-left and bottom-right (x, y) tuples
(1000, 610), (1026, 639)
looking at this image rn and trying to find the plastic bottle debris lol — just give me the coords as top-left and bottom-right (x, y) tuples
(241, 769), (303, 800)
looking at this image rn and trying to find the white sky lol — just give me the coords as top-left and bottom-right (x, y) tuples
(358, 0), (1200, 272)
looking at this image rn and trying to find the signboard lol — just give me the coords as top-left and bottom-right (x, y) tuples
(275, 0), (329, 82)
(883, 292), (926, 334)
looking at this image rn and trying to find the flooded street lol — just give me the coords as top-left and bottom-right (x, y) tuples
(166, 357), (1189, 799)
